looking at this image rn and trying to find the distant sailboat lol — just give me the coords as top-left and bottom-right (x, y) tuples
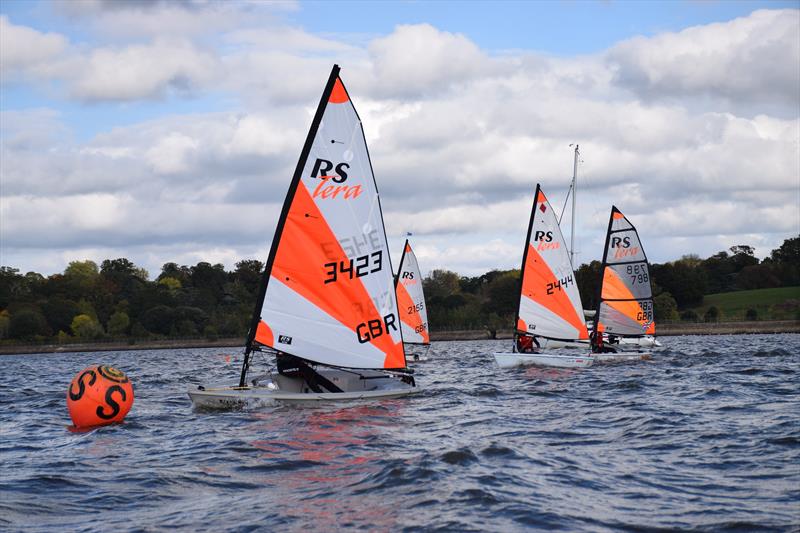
(189, 65), (418, 406)
(591, 206), (657, 362)
(394, 239), (431, 361)
(536, 145), (659, 353)
(493, 184), (593, 369)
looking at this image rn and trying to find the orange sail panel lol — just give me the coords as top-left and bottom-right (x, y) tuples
(253, 69), (405, 369)
(517, 186), (588, 340)
(595, 206), (656, 336)
(395, 240), (430, 345)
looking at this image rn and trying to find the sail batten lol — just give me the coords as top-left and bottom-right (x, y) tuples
(241, 65), (405, 379)
(395, 239), (430, 345)
(516, 185), (588, 341)
(593, 206), (655, 337)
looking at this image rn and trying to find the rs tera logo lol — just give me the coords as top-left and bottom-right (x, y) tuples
(310, 158), (362, 200)
(311, 158), (349, 182)
(611, 236), (631, 248)
(611, 236), (639, 258)
(278, 335), (292, 345)
(402, 272), (414, 279)
(534, 230), (559, 250)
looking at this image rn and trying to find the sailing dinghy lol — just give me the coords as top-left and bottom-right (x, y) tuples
(591, 206), (656, 363)
(189, 65), (418, 408)
(395, 239), (431, 362)
(493, 185), (593, 369)
(528, 146), (659, 352)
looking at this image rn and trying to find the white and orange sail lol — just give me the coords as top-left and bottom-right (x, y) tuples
(240, 65), (406, 385)
(593, 206), (655, 337)
(394, 240), (430, 345)
(516, 184), (589, 342)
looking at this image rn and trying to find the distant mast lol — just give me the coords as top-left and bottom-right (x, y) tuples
(570, 144), (579, 266)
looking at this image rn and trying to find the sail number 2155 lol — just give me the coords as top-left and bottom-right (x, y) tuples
(324, 251), (383, 284)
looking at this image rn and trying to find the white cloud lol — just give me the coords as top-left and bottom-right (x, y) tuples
(55, 0), (298, 39)
(70, 39), (218, 101)
(366, 24), (508, 99)
(0, 15), (67, 78)
(1, 7), (798, 277)
(145, 132), (199, 175)
(607, 9), (800, 112)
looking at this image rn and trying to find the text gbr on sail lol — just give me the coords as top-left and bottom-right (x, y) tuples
(356, 313), (398, 344)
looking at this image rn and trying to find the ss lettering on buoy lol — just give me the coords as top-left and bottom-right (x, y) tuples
(356, 314), (397, 343)
(66, 365), (134, 429)
(96, 385), (127, 420)
(68, 368), (97, 401)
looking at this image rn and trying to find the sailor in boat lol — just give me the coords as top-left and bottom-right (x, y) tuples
(275, 352), (343, 393)
(516, 334), (540, 353)
(590, 332), (617, 354)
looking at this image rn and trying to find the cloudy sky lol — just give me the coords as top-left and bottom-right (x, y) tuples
(1, 0), (798, 279)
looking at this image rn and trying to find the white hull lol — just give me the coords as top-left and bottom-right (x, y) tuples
(594, 352), (652, 364)
(614, 336), (662, 349)
(188, 369), (418, 408)
(493, 352), (594, 369)
(537, 338), (590, 350)
(405, 343), (432, 364)
(539, 335), (662, 351)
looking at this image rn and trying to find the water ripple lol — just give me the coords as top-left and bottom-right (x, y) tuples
(0, 334), (798, 531)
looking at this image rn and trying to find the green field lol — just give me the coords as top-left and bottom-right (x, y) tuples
(687, 286), (800, 321)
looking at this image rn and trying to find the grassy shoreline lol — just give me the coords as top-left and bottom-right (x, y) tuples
(1, 320), (797, 355)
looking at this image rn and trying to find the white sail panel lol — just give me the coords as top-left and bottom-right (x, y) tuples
(517, 185), (588, 340)
(395, 240), (430, 344)
(258, 278), (390, 368)
(253, 69), (405, 369)
(519, 295), (585, 339)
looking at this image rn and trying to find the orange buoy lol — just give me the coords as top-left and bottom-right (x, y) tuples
(66, 365), (134, 428)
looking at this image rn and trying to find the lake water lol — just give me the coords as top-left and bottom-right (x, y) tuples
(1, 334), (798, 532)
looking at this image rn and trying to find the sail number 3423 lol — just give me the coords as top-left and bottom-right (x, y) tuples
(324, 251), (383, 284)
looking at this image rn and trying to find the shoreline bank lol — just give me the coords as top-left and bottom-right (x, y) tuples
(431, 320), (799, 341)
(1, 320), (797, 355)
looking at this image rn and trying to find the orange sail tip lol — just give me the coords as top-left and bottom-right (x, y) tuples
(517, 318), (528, 333)
(255, 320), (274, 346)
(537, 190), (547, 204)
(329, 78), (349, 103)
(613, 210), (625, 220)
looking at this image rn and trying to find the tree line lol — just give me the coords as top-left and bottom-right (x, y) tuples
(0, 236), (797, 343)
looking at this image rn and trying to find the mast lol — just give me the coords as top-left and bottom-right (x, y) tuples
(570, 144), (579, 267)
(239, 64), (341, 387)
(394, 238), (410, 290)
(515, 184), (541, 348)
(592, 206), (615, 341)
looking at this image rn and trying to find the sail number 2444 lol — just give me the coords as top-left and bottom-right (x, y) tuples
(546, 274), (574, 295)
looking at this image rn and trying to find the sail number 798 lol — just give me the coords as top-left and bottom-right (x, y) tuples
(324, 251), (383, 284)
(626, 264), (649, 284)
